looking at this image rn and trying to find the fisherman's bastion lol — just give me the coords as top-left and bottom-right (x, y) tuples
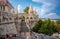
(0, 0), (38, 39)
(0, 0), (60, 39)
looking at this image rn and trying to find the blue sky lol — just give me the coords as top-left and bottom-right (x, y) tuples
(8, 0), (60, 19)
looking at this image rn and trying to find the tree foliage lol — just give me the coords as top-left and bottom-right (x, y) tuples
(55, 20), (60, 31)
(24, 7), (29, 14)
(56, 20), (60, 24)
(32, 19), (43, 32)
(32, 19), (58, 35)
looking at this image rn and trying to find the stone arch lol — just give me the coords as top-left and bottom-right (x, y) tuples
(30, 17), (33, 19)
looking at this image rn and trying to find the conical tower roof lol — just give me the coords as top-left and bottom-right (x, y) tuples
(28, 4), (33, 14)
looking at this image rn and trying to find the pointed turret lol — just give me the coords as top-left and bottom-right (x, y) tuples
(34, 8), (37, 16)
(28, 4), (33, 14)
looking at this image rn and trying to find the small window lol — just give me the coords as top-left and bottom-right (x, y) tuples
(3, 16), (5, 20)
(3, 6), (5, 11)
(27, 17), (29, 19)
(30, 17), (32, 19)
(22, 20), (24, 21)
(19, 17), (21, 19)
(9, 18), (12, 20)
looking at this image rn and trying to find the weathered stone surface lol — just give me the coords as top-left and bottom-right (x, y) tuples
(0, 23), (17, 35)
(32, 33), (60, 39)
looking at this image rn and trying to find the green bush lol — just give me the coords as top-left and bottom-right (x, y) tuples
(32, 19), (58, 35)
(55, 20), (60, 31)
(24, 7), (29, 14)
(32, 19), (43, 33)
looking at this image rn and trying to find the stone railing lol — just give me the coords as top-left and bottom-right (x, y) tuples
(31, 32), (60, 39)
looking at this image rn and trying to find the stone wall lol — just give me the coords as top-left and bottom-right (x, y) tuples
(0, 23), (17, 35)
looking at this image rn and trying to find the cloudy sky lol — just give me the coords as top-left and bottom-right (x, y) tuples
(8, 0), (60, 19)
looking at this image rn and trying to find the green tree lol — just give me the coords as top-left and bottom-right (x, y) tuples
(32, 19), (43, 33)
(56, 20), (60, 24)
(32, 19), (58, 36)
(56, 20), (60, 31)
(24, 7), (29, 14)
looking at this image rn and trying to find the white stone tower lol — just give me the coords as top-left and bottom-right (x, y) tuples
(28, 4), (33, 14)
(26, 4), (38, 29)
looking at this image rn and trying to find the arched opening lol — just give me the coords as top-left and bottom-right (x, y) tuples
(30, 17), (32, 19)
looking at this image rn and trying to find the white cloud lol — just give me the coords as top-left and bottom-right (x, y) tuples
(32, 0), (40, 3)
(32, 0), (49, 4)
(34, 5), (59, 19)
(17, 4), (22, 13)
(33, 0), (56, 18)
(43, 13), (60, 19)
(40, 3), (54, 15)
(32, 0), (57, 4)
(47, 13), (56, 16)
(35, 3), (55, 17)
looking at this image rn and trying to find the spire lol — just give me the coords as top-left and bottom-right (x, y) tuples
(34, 8), (37, 16)
(28, 4), (33, 14)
